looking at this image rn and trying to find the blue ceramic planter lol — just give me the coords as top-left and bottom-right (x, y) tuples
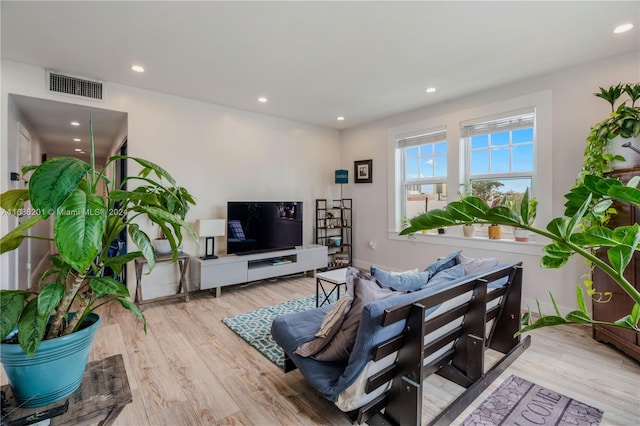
(0, 313), (101, 408)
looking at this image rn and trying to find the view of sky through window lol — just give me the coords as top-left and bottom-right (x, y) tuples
(469, 127), (534, 195)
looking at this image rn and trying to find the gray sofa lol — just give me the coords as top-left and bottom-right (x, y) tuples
(271, 253), (530, 425)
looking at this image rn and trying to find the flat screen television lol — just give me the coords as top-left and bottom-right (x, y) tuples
(226, 201), (303, 255)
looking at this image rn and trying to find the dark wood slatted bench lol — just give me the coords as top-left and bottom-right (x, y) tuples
(348, 263), (530, 425)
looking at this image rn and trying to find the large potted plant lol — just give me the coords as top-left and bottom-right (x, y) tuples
(582, 83), (640, 178)
(0, 120), (196, 407)
(400, 174), (639, 334)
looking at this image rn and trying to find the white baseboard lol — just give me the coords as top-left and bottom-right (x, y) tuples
(521, 296), (580, 317)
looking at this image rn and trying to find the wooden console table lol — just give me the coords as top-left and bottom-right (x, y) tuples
(1, 354), (131, 426)
(135, 252), (190, 310)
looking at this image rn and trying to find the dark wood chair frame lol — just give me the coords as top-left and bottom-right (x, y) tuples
(284, 263), (531, 425)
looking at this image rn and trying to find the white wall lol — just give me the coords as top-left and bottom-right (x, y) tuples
(2, 95), (50, 289)
(3, 96), (22, 289)
(340, 50), (640, 314)
(1, 59), (341, 297)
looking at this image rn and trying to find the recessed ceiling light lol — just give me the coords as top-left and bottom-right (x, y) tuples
(258, 97), (268, 103)
(74, 148), (82, 152)
(614, 23), (633, 34)
(70, 121), (80, 126)
(426, 87), (437, 93)
(337, 116), (345, 121)
(73, 138), (81, 142)
(131, 65), (145, 73)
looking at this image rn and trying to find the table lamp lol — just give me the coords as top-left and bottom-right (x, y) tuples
(196, 219), (225, 259)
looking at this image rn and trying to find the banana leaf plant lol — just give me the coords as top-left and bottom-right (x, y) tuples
(400, 174), (640, 334)
(0, 119), (197, 356)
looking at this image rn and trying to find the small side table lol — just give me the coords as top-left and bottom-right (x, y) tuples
(1, 354), (131, 426)
(315, 268), (348, 307)
(135, 252), (190, 310)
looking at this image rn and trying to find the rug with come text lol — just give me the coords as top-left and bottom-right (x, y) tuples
(462, 375), (603, 425)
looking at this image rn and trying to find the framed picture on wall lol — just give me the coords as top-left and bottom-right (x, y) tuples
(354, 159), (372, 183)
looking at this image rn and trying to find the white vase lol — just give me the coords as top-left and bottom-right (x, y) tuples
(514, 228), (530, 242)
(153, 239), (183, 254)
(462, 225), (475, 237)
(609, 135), (640, 170)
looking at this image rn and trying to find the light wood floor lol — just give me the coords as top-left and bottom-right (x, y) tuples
(19, 274), (640, 425)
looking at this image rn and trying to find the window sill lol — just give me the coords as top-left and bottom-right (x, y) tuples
(388, 229), (546, 256)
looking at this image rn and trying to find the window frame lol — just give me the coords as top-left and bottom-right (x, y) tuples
(398, 128), (448, 220)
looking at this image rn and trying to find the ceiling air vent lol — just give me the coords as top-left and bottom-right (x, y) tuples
(47, 71), (103, 100)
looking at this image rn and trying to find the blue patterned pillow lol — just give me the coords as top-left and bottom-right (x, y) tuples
(424, 250), (462, 277)
(370, 265), (430, 291)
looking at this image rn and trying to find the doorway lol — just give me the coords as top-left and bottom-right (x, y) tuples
(15, 123), (32, 290)
(5, 94), (128, 289)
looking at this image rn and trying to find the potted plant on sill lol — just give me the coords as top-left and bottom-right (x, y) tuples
(581, 83), (640, 178)
(462, 224), (476, 238)
(0, 119), (196, 407)
(400, 174), (640, 334)
(458, 184), (476, 237)
(486, 197), (504, 239)
(506, 189), (537, 242)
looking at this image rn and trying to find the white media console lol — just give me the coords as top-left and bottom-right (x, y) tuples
(194, 244), (328, 296)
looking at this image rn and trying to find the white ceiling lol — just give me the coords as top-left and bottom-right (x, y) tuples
(1, 1), (639, 141)
(10, 95), (127, 162)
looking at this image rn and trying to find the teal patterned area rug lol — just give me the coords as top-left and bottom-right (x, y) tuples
(222, 295), (323, 368)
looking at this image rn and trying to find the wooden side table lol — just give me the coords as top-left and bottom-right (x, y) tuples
(1, 354), (131, 426)
(135, 252), (190, 310)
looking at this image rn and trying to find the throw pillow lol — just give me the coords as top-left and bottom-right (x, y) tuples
(457, 253), (499, 275)
(424, 250), (462, 277)
(388, 268), (418, 274)
(422, 263), (465, 290)
(370, 265), (430, 291)
(294, 267), (364, 358)
(315, 295), (352, 338)
(308, 267), (403, 362)
(294, 295), (353, 357)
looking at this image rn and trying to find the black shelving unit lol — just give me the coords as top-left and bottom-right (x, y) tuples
(315, 198), (352, 270)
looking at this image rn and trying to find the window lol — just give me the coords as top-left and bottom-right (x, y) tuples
(461, 110), (535, 203)
(397, 128), (448, 220)
(388, 91), (550, 239)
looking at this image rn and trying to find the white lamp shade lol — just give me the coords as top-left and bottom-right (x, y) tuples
(196, 219), (226, 237)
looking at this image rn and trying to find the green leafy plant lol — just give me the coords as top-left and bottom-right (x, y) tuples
(503, 188), (537, 227)
(0, 119), (197, 356)
(581, 83), (640, 178)
(126, 185), (195, 243)
(400, 175), (640, 334)
(518, 189), (537, 226)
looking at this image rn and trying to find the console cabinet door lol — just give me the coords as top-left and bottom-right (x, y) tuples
(592, 168), (639, 361)
(200, 261), (248, 290)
